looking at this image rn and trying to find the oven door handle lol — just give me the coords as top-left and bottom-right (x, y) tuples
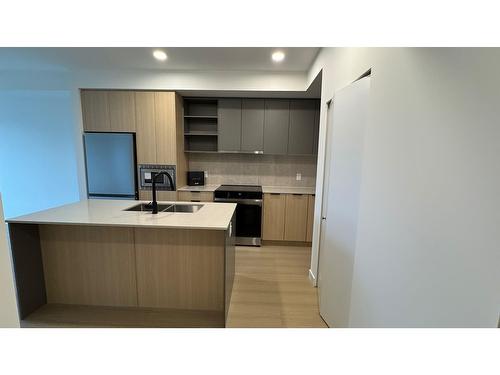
(214, 198), (262, 206)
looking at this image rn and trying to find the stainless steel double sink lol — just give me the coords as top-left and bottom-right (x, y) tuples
(124, 203), (203, 213)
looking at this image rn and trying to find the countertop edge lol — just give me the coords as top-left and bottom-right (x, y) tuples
(5, 219), (230, 231)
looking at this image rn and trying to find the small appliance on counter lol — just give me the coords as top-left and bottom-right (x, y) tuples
(187, 171), (205, 186)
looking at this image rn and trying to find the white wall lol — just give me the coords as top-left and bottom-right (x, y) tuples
(309, 48), (500, 327)
(0, 194), (19, 327)
(0, 90), (81, 218)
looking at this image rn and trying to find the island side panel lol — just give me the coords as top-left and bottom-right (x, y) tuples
(134, 227), (225, 312)
(39, 224), (138, 307)
(8, 223), (47, 319)
(225, 213), (236, 322)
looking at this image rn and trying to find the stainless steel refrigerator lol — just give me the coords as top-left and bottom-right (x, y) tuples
(83, 132), (138, 199)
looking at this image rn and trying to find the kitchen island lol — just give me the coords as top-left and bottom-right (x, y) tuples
(6, 199), (236, 328)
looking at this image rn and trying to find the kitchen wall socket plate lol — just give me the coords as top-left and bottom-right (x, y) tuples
(296, 173), (302, 181)
(204, 171), (208, 178)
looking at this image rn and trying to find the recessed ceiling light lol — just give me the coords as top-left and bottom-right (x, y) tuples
(272, 50), (285, 62)
(153, 50), (167, 61)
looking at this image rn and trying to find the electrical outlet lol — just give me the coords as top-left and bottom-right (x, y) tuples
(204, 171), (208, 179)
(296, 173), (302, 181)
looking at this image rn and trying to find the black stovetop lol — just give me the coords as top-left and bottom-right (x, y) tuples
(214, 185), (263, 200)
(215, 184), (262, 193)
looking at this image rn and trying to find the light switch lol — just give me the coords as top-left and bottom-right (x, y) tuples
(296, 173), (302, 181)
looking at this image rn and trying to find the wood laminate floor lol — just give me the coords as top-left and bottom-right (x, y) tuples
(226, 245), (327, 328)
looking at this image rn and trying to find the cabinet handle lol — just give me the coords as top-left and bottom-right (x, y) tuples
(270, 193), (281, 196)
(293, 193), (304, 196)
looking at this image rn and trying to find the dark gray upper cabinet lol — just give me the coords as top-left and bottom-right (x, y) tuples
(312, 101), (320, 154)
(241, 99), (265, 152)
(264, 99), (290, 155)
(184, 96), (320, 155)
(218, 99), (242, 152)
(288, 100), (318, 155)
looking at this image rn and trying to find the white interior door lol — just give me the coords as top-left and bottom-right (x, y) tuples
(318, 77), (370, 327)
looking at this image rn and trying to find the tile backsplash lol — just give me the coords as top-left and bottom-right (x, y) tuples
(188, 153), (317, 187)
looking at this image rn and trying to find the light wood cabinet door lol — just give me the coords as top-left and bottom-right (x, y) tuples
(135, 92), (157, 164)
(262, 193), (286, 240)
(109, 91), (136, 132)
(306, 195), (315, 242)
(81, 90), (111, 132)
(284, 194), (308, 241)
(154, 92), (177, 164)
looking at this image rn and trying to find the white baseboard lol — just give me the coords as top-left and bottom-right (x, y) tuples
(308, 269), (317, 287)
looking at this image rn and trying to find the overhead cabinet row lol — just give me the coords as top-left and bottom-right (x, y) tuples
(185, 98), (320, 155)
(219, 98), (320, 155)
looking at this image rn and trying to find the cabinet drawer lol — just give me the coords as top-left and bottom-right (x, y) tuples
(178, 191), (213, 202)
(284, 194), (308, 242)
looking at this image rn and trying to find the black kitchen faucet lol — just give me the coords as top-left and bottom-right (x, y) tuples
(151, 171), (175, 214)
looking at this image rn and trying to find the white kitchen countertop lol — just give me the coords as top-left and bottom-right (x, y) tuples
(6, 199), (236, 231)
(177, 184), (220, 192)
(262, 186), (316, 195)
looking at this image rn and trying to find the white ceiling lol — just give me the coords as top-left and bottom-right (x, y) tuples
(0, 47), (320, 72)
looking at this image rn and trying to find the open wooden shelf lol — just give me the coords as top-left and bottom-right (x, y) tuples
(21, 303), (225, 328)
